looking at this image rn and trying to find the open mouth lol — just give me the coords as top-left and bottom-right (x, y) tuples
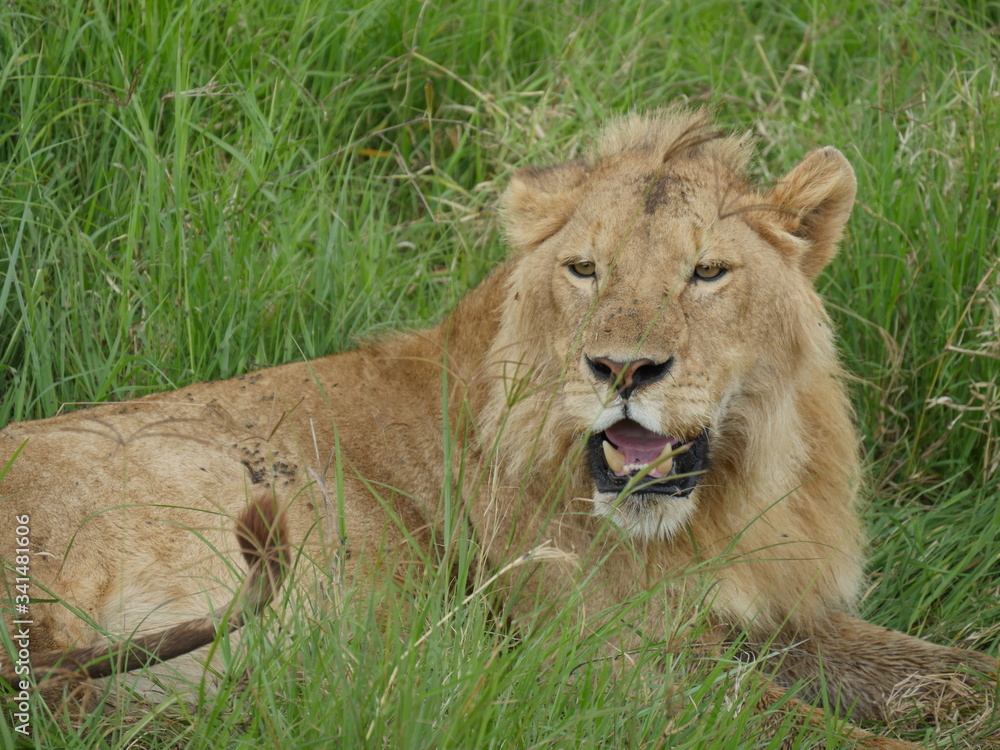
(587, 419), (709, 498)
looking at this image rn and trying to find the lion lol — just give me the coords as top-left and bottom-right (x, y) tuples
(1, 109), (995, 746)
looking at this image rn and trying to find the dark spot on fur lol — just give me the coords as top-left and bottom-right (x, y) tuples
(241, 459), (267, 485)
(271, 460), (297, 483)
(640, 173), (687, 215)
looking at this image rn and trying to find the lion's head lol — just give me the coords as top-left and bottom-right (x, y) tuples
(482, 109), (862, 616)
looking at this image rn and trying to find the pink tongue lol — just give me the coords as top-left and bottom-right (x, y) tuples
(604, 420), (677, 466)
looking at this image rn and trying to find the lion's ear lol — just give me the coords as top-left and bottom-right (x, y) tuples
(761, 147), (857, 278)
(501, 161), (591, 251)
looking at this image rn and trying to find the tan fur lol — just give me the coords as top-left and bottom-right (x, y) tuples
(1, 109), (994, 741)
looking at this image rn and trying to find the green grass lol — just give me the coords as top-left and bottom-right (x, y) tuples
(1, 0), (999, 747)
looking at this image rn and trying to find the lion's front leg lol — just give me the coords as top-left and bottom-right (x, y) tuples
(771, 611), (998, 730)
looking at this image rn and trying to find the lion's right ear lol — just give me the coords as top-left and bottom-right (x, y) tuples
(501, 161), (591, 251)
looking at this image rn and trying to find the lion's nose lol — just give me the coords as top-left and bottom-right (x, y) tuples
(586, 356), (673, 400)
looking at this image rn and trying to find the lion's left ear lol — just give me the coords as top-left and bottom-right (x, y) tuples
(760, 147), (857, 278)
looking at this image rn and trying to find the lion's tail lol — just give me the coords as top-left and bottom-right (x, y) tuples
(2, 495), (288, 688)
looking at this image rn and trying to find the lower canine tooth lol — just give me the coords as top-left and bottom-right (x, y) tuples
(602, 440), (626, 474)
(655, 455), (674, 476)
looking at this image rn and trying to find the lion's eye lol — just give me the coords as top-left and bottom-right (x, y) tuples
(569, 261), (597, 278)
(693, 263), (726, 281)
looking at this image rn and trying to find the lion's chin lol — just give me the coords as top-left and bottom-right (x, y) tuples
(591, 491), (698, 542)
